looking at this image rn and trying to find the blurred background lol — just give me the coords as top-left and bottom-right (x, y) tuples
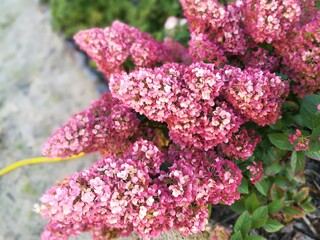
(0, 0), (183, 239)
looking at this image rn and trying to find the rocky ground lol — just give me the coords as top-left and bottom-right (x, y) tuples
(0, 0), (101, 239)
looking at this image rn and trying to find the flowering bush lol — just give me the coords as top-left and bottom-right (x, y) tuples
(36, 0), (320, 239)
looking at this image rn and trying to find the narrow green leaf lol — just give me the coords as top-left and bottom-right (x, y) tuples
(304, 150), (320, 161)
(235, 211), (251, 237)
(300, 94), (320, 130)
(268, 198), (284, 214)
(258, 43), (274, 51)
(270, 183), (284, 200)
(300, 202), (316, 213)
(244, 235), (267, 240)
(230, 231), (243, 240)
(245, 194), (260, 213)
(291, 151), (306, 174)
(281, 101), (299, 111)
(265, 163), (281, 176)
(308, 126), (320, 152)
(239, 178), (249, 194)
(293, 187), (309, 203)
(269, 119), (286, 130)
(208, 204), (212, 219)
(268, 133), (294, 151)
(294, 114), (304, 126)
(254, 179), (270, 197)
(251, 206), (268, 229)
(283, 206), (306, 219)
(231, 198), (246, 213)
(288, 170), (306, 184)
(264, 219), (284, 233)
(274, 176), (293, 188)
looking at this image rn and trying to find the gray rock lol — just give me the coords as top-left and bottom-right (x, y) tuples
(0, 0), (103, 239)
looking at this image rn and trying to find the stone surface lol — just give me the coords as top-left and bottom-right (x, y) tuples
(0, 1), (101, 239)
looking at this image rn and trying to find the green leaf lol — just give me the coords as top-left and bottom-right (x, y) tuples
(251, 206), (268, 229)
(281, 101), (299, 111)
(293, 187), (309, 203)
(288, 170), (306, 184)
(304, 150), (320, 161)
(208, 204), (212, 219)
(270, 183), (284, 200)
(231, 199), (246, 213)
(300, 202), (316, 213)
(234, 211), (251, 237)
(300, 94), (320, 130)
(239, 178), (249, 194)
(308, 126), (320, 152)
(264, 219), (284, 233)
(254, 179), (270, 197)
(269, 119), (286, 130)
(265, 162), (281, 176)
(274, 176), (293, 189)
(244, 235), (267, 240)
(258, 43), (274, 52)
(268, 133), (294, 151)
(291, 151), (306, 174)
(245, 194), (260, 213)
(265, 147), (287, 162)
(294, 114), (304, 126)
(230, 231), (243, 240)
(283, 206), (306, 219)
(268, 198), (284, 214)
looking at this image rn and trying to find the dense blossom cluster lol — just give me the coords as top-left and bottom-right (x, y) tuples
(241, 0), (301, 43)
(289, 129), (310, 151)
(74, 21), (189, 78)
(247, 161), (264, 184)
(39, 0), (319, 239)
(242, 48), (280, 72)
(110, 63), (286, 150)
(274, 14), (320, 96)
(37, 140), (242, 239)
(219, 129), (261, 160)
(42, 93), (140, 158)
(223, 66), (288, 126)
(181, 0), (319, 97)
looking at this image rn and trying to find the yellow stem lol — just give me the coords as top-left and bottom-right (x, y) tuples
(0, 153), (85, 176)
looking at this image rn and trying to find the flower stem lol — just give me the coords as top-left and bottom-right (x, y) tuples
(0, 153), (85, 176)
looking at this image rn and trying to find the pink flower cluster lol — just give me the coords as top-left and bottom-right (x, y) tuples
(110, 63), (285, 150)
(37, 140), (242, 239)
(247, 161), (264, 184)
(181, 0), (247, 64)
(42, 93), (140, 158)
(181, 0), (319, 97)
(39, 0), (320, 238)
(274, 14), (320, 97)
(289, 129), (310, 151)
(242, 0), (301, 43)
(219, 129), (261, 160)
(223, 67), (288, 126)
(242, 48), (280, 72)
(74, 21), (189, 78)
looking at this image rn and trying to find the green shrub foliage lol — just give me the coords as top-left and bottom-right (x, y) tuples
(48, 0), (182, 39)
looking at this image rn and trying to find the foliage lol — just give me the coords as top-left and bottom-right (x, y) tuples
(229, 93), (320, 239)
(46, 0), (182, 39)
(36, 0), (320, 239)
